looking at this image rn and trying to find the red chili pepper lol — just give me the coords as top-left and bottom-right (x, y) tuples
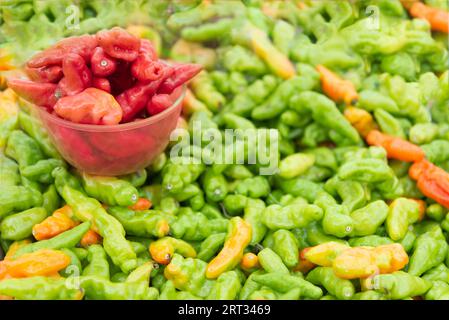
(158, 63), (202, 94)
(54, 88), (122, 125)
(131, 58), (166, 82)
(366, 130), (425, 162)
(116, 65), (173, 122)
(409, 159), (449, 208)
(147, 85), (183, 116)
(92, 77), (111, 93)
(107, 61), (135, 95)
(25, 65), (63, 83)
(140, 39), (158, 61)
(96, 27), (141, 62)
(58, 53), (92, 96)
(27, 35), (98, 68)
(55, 126), (99, 168)
(7, 79), (58, 109)
(90, 47), (117, 77)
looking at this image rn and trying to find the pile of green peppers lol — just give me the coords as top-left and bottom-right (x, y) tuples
(0, 0), (449, 300)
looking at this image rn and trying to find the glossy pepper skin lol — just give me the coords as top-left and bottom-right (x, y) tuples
(364, 271), (431, 300)
(14, 222), (91, 258)
(0, 207), (47, 241)
(207, 271), (242, 300)
(80, 172), (139, 207)
(165, 253), (215, 298)
(21, 159), (65, 184)
(262, 203), (323, 230)
(386, 198), (421, 241)
(149, 237), (196, 265)
(306, 267), (355, 300)
(170, 209), (228, 241)
(0, 276), (84, 300)
(206, 217), (251, 279)
(79, 276), (158, 300)
(107, 207), (170, 238)
(243, 199), (267, 245)
(252, 272), (323, 300)
(0, 185), (42, 218)
(197, 233), (226, 262)
(408, 227), (448, 276)
(162, 158), (205, 194)
(82, 244), (110, 279)
(5, 130), (44, 169)
(61, 186), (137, 273)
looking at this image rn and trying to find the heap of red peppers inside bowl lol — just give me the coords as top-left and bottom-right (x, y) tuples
(8, 27), (202, 125)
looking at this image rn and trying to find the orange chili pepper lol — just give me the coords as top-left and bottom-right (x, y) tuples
(4, 240), (32, 261)
(408, 1), (449, 33)
(316, 65), (359, 106)
(149, 237), (196, 265)
(240, 252), (260, 271)
(409, 159), (449, 208)
(128, 197), (152, 211)
(206, 217), (251, 279)
(294, 252), (316, 274)
(344, 107), (378, 138)
(333, 244), (408, 279)
(80, 229), (103, 248)
(366, 130), (425, 162)
(0, 249), (70, 280)
(32, 205), (78, 241)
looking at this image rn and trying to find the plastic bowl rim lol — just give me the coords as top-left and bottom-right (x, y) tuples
(36, 85), (186, 132)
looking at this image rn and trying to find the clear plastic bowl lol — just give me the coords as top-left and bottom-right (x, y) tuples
(35, 86), (185, 176)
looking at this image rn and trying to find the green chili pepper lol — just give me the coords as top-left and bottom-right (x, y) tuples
(0, 207), (47, 240)
(368, 271), (431, 300)
(41, 184), (60, 215)
(18, 111), (60, 159)
(257, 248), (289, 274)
(357, 90), (400, 113)
(158, 197), (180, 215)
(60, 248), (83, 278)
(61, 186), (137, 273)
(182, 18), (234, 42)
(221, 45), (267, 76)
(374, 109), (406, 139)
(306, 267), (355, 300)
(190, 71), (226, 113)
(0, 185), (42, 218)
(350, 200), (389, 237)
(52, 166), (83, 194)
(0, 152), (20, 187)
(352, 291), (387, 300)
(275, 177), (323, 203)
(82, 244), (110, 279)
(306, 222), (349, 246)
(262, 203), (323, 230)
(272, 19), (295, 56)
(408, 227), (448, 276)
(349, 235), (393, 247)
(80, 172), (139, 207)
(422, 264), (449, 283)
(409, 123), (439, 145)
(79, 276), (158, 300)
(271, 229), (299, 268)
(243, 198), (266, 245)
(290, 91), (361, 144)
(0, 276), (84, 300)
(229, 75), (279, 116)
(207, 271), (242, 300)
(252, 272), (323, 300)
(5, 130), (44, 169)
(171, 210), (228, 241)
(164, 254), (215, 298)
(324, 177), (368, 212)
(21, 159), (65, 184)
(120, 169), (147, 188)
(235, 176), (271, 198)
(202, 169), (228, 202)
(426, 204), (446, 222)
(425, 280), (449, 300)
(14, 221), (91, 258)
(197, 233), (226, 262)
(162, 158), (206, 194)
(278, 153), (315, 179)
(386, 198), (421, 241)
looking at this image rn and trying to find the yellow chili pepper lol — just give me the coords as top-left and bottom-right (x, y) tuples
(0, 249), (70, 280)
(302, 242), (350, 267)
(206, 217), (251, 279)
(344, 107), (378, 138)
(149, 237), (196, 265)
